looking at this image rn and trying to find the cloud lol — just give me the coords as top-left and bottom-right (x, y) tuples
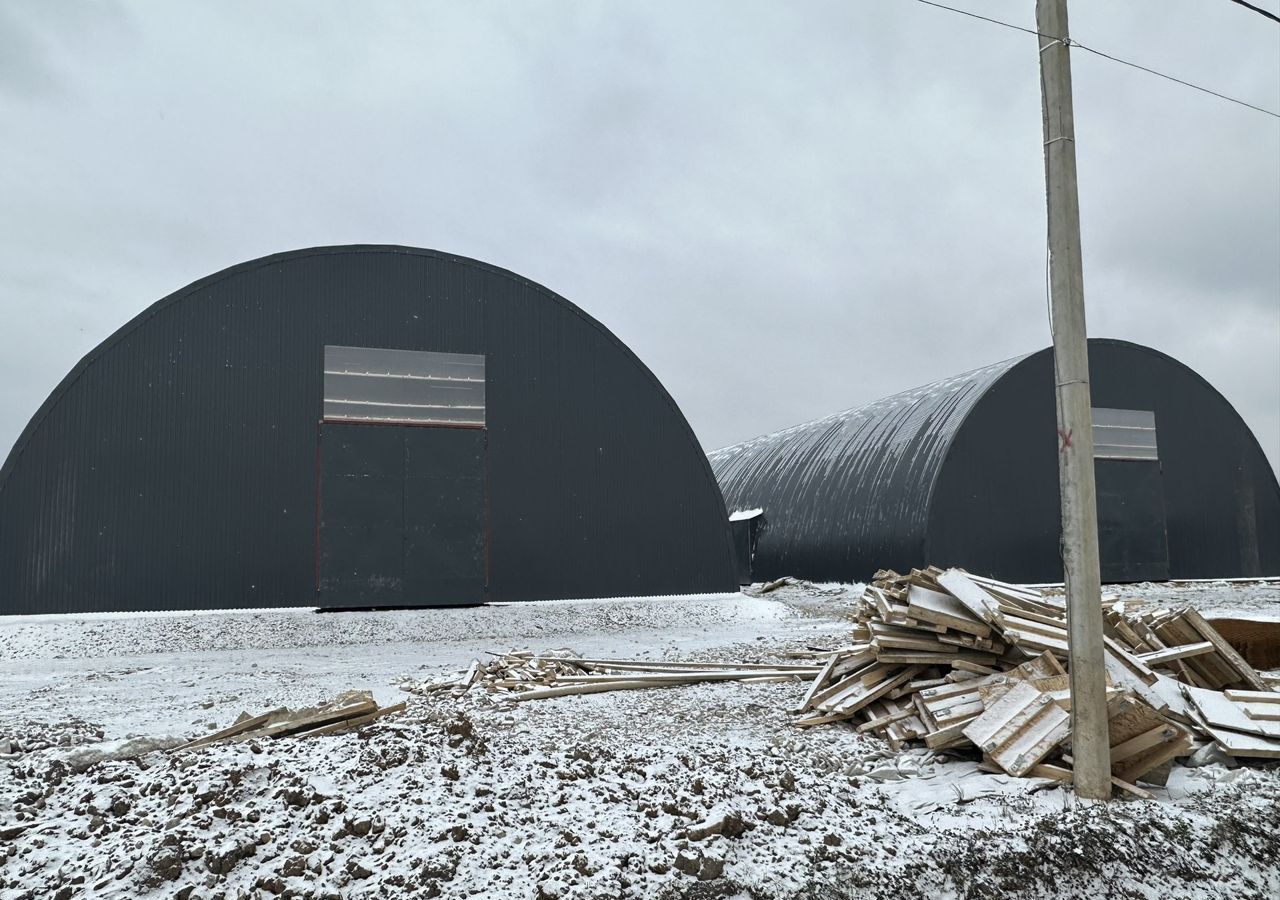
(0, 0), (1276, 476)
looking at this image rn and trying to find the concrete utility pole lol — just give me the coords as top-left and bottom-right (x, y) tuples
(1035, 0), (1112, 801)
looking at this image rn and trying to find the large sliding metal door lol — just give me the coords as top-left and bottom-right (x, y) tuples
(318, 423), (485, 606)
(316, 346), (487, 607)
(403, 426), (486, 603)
(1092, 408), (1170, 583)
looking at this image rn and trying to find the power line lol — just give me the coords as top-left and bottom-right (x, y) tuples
(1076, 42), (1279, 119)
(917, 0), (1042, 37)
(1228, 0), (1280, 25)
(916, 0), (1280, 119)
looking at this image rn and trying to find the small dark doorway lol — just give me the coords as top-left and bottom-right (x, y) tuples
(728, 509), (765, 586)
(1092, 408), (1170, 583)
(316, 346), (487, 607)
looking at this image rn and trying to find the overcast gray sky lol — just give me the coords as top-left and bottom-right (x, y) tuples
(2, 0), (1278, 471)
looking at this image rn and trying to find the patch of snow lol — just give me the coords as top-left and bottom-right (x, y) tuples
(1, 583), (1277, 899)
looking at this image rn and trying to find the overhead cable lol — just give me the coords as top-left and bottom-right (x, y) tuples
(1227, 0), (1280, 25)
(916, 0), (1280, 119)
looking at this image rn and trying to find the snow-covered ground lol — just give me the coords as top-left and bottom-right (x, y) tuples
(2, 581), (1278, 900)
(0, 594), (796, 741)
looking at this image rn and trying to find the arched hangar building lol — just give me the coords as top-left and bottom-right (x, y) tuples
(710, 339), (1280, 585)
(0, 246), (738, 614)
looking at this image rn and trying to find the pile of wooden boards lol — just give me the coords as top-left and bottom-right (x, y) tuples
(793, 566), (1280, 795)
(173, 691), (406, 751)
(413, 651), (823, 701)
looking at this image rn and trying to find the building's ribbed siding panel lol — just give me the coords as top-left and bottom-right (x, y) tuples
(709, 356), (1025, 582)
(0, 246), (737, 614)
(713, 338), (1280, 585)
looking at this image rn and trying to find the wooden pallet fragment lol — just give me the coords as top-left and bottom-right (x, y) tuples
(935, 570), (1001, 625)
(906, 585), (992, 637)
(300, 702), (409, 737)
(1138, 641), (1214, 666)
(175, 691), (404, 751)
(1042, 759), (1156, 800)
(1223, 689), (1280, 703)
(1180, 609), (1270, 691)
(1103, 692), (1192, 784)
(1201, 724), (1280, 759)
(1181, 684), (1280, 740)
(172, 708), (288, 752)
(237, 693), (379, 741)
(963, 681), (1071, 776)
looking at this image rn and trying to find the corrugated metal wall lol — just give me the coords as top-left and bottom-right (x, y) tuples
(0, 246), (738, 614)
(929, 341), (1280, 583)
(712, 339), (1280, 584)
(709, 356), (1023, 581)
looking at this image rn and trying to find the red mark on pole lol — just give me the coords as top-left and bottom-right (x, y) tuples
(1059, 428), (1074, 451)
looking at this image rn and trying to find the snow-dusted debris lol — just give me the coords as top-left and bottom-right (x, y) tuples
(399, 650), (823, 703)
(2, 583), (1278, 899)
(784, 566), (1280, 786)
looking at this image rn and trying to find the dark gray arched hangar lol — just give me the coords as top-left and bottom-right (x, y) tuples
(0, 246), (738, 614)
(710, 339), (1280, 585)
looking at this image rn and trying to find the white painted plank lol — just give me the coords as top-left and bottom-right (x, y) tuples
(1183, 684), (1280, 739)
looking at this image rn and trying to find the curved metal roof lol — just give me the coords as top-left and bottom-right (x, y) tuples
(711, 338), (1280, 584)
(708, 352), (1030, 581)
(0, 245), (738, 613)
(0, 245), (707, 493)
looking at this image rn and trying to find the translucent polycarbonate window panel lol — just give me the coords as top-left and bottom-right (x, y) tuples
(325, 345), (484, 382)
(323, 346), (485, 426)
(1091, 407), (1158, 461)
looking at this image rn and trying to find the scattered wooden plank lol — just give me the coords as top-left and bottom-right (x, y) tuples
(906, 585), (992, 637)
(1032, 761), (1156, 800)
(795, 652), (843, 713)
(924, 717), (978, 750)
(793, 710), (858, 728)
(805, 663), (889, 710)
(1110, 724), (1178, 763)
(1182, 684), (1280, 739)
(994, 608), (1069, 633)
(866, 586), (893, 619)
(1103, 636), (1160, 686)
(1154, 614), (1238, 689)
(561, 658), (824, 673)
(545, 669), (815, 685)
(1137, 642), (1215, 666)
(238, 696), (379, 741)
(903, 617), (951, 634)
(515, 679), (697, 701)
(856, 706), (919, 733)
(1223, 689), (1280, 704)
(894, 676), (950, 696)
(831, 666), (925, 716)
(936, 570), (1001, 625)
(1002, 629), (1069, 655)
(1244, 707), (1280, 722)
(875, 649), (1000, 666)
(872, 634), (964, 653)
(297, 702), (407, 737)
(1180, 609), (1269, 691)
(1103, 649), (1169, 714)
(1202, 724), (1280, 759)
(971, 580), (1066, 619)
(172, 708), (288, 752)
